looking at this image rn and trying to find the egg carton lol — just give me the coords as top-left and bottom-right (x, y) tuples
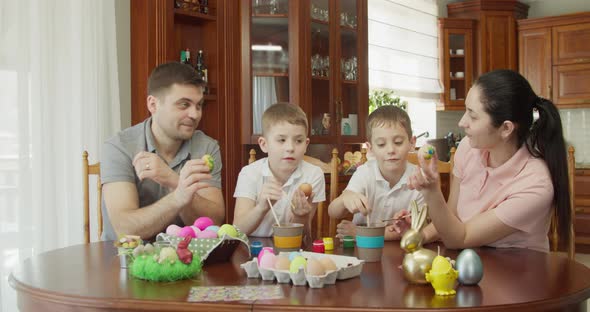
(239, 252), (363, 288)
(295, 252), (364, 280)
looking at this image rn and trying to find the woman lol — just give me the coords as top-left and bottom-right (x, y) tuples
(407, 69), (570, 252)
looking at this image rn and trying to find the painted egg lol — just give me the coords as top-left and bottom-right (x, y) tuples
(274, 256), (291, 270)
(178, 226), (196, 238)
(257, 247), (274, 265)
(165, 224), (181, 236)
(319, 257), (338, 271)
(190, 226), (201, 236)
(259, 252), (277, 269)
(202, 154), (215, 171)
(289, 256), (307, 273)
(288, 251), (302, 262)
(193, 217), (214, 231)
(419, 144), (435, 160)
(456, 249), (483, 285)
(196, 230), (218, 239)
(205, 225), (220, 233)
(217, 224), (238, 238)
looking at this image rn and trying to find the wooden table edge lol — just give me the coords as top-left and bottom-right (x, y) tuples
(9, 272), (254, 311)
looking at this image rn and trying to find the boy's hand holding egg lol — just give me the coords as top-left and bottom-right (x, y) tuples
(291, 183), (314, 217)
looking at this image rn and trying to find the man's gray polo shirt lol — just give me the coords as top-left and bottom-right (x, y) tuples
(100, 117), (222, 241)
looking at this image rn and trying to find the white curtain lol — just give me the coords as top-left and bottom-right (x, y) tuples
(252, 77), (278, 134)
(0, 1), (121, 311)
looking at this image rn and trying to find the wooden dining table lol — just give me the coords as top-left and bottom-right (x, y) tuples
(9, 238), (590, 312)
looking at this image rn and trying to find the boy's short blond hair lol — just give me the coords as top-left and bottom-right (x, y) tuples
(367, 105), (412, 141)
(262, 103), (309, 136)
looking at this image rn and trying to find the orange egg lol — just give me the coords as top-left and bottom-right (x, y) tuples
(299, 183), (312, 197)
(306, 258), (326, 276)
(274, 256), (291, 270)
(319, 257), (338, 272)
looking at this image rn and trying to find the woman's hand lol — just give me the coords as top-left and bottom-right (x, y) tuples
(408, 150), (441, 193)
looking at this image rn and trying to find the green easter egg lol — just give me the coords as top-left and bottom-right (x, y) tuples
(201, 154), (214, 171)
(289, 256), (307, 273)
(217, 224), (238, 238)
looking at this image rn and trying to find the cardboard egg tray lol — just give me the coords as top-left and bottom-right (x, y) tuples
(240, 251), (364, 288)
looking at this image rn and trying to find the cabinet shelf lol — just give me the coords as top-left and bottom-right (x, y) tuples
(312, 76), (330, 81)
(340, 25), (358, 32)
(450, 54), (465, 58)
(450, 77), (465, 81)
(342, 79), (358, 84)
(253, 72), (289, 77)
(174, 8), (216, 22)
(311, 18), (329, 25)
(252, 13), (288, 18)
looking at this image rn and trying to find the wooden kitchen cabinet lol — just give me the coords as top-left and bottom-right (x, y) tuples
(447, 0), (529, 75)
(437, 18), (475, 111)
(438, 0), (528, 110)
(518, 12), (590, 108)
(240, 0), (368, 149)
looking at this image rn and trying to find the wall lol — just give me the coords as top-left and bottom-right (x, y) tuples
(115, 0), (131, 129)
(436, 0), (590, 166)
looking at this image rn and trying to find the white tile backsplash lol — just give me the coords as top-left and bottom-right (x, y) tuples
(435, 109), (590, 168)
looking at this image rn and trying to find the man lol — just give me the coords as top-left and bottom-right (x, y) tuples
(101, 62), (224, 240)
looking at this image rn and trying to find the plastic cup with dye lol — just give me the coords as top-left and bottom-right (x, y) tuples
(272, 223), (304, 253)
(323, 237), (334, 251)
(355, 222), (386, 262)
(343, 235), (355, 248)
(250, 241), (263, 257)
(312, 239), (325, 253)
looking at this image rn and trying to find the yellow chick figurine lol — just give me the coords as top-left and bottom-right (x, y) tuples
(425, 255), (458, 296)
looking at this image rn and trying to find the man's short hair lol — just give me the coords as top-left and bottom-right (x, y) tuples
(262, 103), (309, 136)
(147, 62), (206, 98)
(367, 105), (413, 141)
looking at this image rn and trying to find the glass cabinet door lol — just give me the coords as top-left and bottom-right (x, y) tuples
(438, 19), (473, 111)
(338, 0), (360, 141)
(309, 0), (365, 143)
(250, 0), (290, 135)
(309, 0), (333, 138)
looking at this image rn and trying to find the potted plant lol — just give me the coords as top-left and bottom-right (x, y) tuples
(369, 89), (408, 114)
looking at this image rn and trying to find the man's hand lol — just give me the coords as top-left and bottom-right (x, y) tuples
(336, 220), (357, 239)
(133, 152), (179, 189)
(173, 159), (212, 206)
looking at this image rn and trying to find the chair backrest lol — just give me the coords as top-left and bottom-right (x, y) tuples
(82, 151), (102, 243)
(550, 146), (576, 259)
(247, 148), (342, 238)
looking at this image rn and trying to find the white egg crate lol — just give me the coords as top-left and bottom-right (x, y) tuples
(239, 252), (364, 288)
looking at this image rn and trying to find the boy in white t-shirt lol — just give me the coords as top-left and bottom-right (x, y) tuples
(233, 103), (326, 241)
(328, 105), (423, 241)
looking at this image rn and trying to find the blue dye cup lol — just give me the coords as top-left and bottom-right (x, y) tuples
(250, 241), (263, 257)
